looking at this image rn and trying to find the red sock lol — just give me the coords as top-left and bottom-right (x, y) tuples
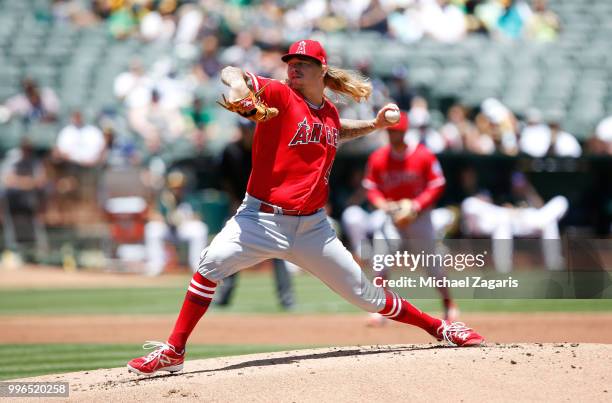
(378, 290), (442, 337)
(167, 272), (216, 353)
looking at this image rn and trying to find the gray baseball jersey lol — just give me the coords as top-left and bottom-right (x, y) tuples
(197, 194), (385, 312)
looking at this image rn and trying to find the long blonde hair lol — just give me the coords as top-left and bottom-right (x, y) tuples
(324, 66), (372, 102)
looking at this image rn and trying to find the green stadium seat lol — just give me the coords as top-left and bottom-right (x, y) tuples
(41, 45), (74, 64)
(0, 85), (18, 101)
(0, 120), (25, 152)
(27, 122), (60, 150)
(460, 93), (486, 109)
(23, 65), (58, 86)
(0, 64), (21, 84)
(541, 108), (566, 124)
(408, 67), (438, 87)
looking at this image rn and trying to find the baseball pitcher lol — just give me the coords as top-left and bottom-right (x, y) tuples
(127, 39), (484, 376)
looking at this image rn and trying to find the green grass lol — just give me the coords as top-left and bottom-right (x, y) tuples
(0, 274), (356, 315)
(1, 273), (612, 315)
(0, 343), (312, 381)
(1, 274), (611, 381)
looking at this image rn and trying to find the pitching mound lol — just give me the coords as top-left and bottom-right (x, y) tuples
(9, 344), (612, 402)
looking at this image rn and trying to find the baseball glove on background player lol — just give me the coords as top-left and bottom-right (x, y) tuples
(389, 199), (418, 228)
(217, 84), (279, 122)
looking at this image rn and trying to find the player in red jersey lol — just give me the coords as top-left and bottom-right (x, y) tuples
(343, 111), (458, 327)
(127, 40), (484, 376)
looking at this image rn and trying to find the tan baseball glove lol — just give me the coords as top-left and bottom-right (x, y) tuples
(217, 84), (279, 122)
(389, 199), (418, 228)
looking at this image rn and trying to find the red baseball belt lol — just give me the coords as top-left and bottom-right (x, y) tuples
(258, 203), (318, 216)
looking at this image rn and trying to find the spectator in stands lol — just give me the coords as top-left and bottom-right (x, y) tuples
(463, 0), (490, 35)
(518, 108), (547, 155)
(182, 96), (212, 151)
(107, 3), (139, 39)
(314, 3), (349, 32)
(406, 97), (445, 154)
(128, 88), (187, 152)
(440, 103), (479, 152)
(387, 67), (415, 111)
(183, 97), (212, 132)
(114, 59), (152, 108)
(589, 115), (612, 155)
(101, 121), (141, 168)
(495, 0), (532, 40)
(145, 170), (208, 276)
(251, 0), (284, 47)
(547, 121), (581, 157)
(282, 0), (327, 38)
(53, 110), (107, 206)
(388, 2), (426, 43)
(154, 62), (191, 111)
(468, 111), (497, 154)
(174, 3), (204, 45)
(3, 78), (59, 124)
(220, 31), (262, 74)
(139, 0), (176, 42)
(520, 110), (581, 158)
(475, 0), (531, 40)
(52, 0), (99, 27)
(1, 138), (49, 256)
(359, 0), (389, 34)
(524, 0), (560, 42)
(91, 0), (113, 19)
(194, 35), (223, 83)
(422, 0), (468, 43)
(480, 98), (518, 155)
(491, 120), (518, 155)
(54, 110), (107, 167)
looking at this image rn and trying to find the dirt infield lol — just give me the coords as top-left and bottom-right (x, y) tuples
(3, 267), (612, 401)
(8, 344), (612, 402)
(2, 266), (612, 345)
(2, 312), (612, 345)
(0, 265), (189, 289)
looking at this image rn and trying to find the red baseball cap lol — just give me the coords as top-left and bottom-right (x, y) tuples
(281, 40), (327, 66)
(387, 111), (409, 132)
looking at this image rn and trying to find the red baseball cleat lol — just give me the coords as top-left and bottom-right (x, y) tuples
(127, 341), (185, 375)
(436, 321), (485, 347)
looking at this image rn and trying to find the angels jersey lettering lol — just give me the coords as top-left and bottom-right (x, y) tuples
(363, 143), (446, 212)
(245, 72), (340, 212)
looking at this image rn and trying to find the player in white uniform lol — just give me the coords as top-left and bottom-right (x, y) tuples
(462, 170), (569, 272)
(127, 40), (484, 376)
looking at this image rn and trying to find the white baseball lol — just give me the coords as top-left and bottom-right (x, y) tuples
(384, 108), (400, 123)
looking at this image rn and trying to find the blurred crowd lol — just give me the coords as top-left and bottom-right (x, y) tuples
(6, 0), (593, 159)
(1, 0), (611, 268)
(53, 0), (562, 44)
(3, 62), (611, 163)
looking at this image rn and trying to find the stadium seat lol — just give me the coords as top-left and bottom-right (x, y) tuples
(27, 123), (60, 151)
(0, 120), (25, 153)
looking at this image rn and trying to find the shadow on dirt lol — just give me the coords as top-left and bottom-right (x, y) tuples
(124, 344), (450, 383)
